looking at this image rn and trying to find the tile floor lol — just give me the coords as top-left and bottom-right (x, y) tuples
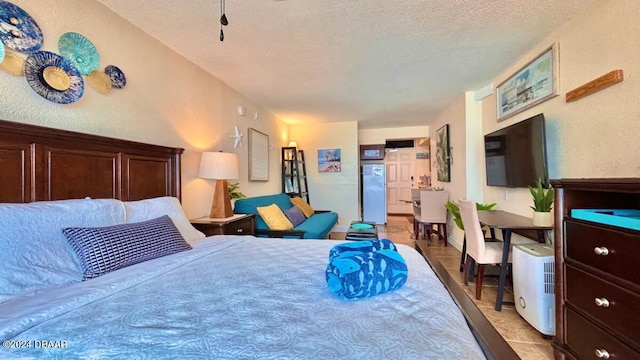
(333, 215), (554, 360)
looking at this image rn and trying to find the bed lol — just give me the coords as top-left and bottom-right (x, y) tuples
(0, 120), (490, 359)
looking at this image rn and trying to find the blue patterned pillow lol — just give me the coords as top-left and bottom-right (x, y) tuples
(283, 205), (306, 227)
(62, 215), (191, 280)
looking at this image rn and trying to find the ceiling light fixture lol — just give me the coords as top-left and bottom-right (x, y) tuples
(219, 0), (228, 41)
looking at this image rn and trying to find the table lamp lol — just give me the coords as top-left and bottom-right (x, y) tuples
(198, 151), (239, 218)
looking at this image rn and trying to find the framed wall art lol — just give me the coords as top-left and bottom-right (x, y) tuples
(248, 128), (269, 181)
(496, 44), (559, 121)
(359, 144), (385, 160)
(435, 124), (450, 182)
(318, 149), (341, 172)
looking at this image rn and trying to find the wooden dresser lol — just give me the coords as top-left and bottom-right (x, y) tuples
(551, 178), (640, 359)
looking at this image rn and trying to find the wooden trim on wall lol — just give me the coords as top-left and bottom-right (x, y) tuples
(565, 69), (623, 103)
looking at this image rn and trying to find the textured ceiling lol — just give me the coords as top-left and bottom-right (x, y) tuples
(95, 0), (598, 129)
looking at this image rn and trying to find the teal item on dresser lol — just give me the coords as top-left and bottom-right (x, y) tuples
(233, 193), (338, 239)
(571, 208), (640, 231)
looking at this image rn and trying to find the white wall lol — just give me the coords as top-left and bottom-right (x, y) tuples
(0, 0), (289, 218)
(289, 122), (359, 229)
(358, 126), (429, 144)
(464, 91), (484, 203)
(481, 0), (640, 217)
(429, 93), (468, 248)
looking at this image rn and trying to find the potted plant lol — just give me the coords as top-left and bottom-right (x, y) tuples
(228, 182), (247, 201)
(445, 200), (496, 230)
(529, 178), (554, 226)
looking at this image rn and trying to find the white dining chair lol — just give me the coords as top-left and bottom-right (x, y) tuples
(458, 199), (511, 300)
(414, 190), (449, 245)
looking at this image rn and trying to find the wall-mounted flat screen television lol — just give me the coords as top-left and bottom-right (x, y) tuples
(484, 113), (548, 188)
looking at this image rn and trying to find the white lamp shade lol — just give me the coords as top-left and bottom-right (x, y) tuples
(198, 152), (239, 180)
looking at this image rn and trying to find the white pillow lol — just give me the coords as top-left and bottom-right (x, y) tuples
(0, 198), (126, 303)
(123, 197), (205, 244)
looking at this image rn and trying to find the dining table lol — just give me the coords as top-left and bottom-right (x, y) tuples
(474, 210), (553, 311)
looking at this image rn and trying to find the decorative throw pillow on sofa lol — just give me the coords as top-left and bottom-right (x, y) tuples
(62, 215), (192, 280)
(283, 205), (306, 227)
(257, 204), (294, 230)
(290, 196), (315, 218)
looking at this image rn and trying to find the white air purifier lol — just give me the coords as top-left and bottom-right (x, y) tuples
(512, 243), (555, 336)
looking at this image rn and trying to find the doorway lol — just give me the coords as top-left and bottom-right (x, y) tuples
(385, 147), (415, 214)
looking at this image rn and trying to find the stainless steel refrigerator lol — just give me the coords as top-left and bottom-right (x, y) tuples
(362, 164), (387, 224)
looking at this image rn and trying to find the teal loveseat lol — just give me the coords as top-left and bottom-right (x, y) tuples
(233, 193), (338, 239)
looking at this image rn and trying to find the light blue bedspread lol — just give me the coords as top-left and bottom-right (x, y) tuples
(0, 237), (485, 359)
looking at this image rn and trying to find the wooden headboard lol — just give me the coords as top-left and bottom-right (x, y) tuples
(0, 119), (184, 203)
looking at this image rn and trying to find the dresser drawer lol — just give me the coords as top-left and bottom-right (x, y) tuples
(565, 219), (639, 285)
(225, 218), (253, 235)
(565, 265), (640, 347)
(566, 308), (640, 359)
(191, 214), (255, 237)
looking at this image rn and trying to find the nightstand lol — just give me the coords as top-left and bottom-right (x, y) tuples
(190, 214), (255, 236)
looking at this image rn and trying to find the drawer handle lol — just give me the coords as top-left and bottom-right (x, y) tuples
(595, 349), (610, 359)
(594, 247), (609, 256)
(594, 298), (610, 307)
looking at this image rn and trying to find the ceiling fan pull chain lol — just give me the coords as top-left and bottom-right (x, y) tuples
(219, 0), (228, 41)
(220, 0), (229, 26)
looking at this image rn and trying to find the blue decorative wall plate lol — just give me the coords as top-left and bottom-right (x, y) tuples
(104, 64), (126, 88)
(25, 51), (84, 104)
(0, 1), (43, 53)
(58, 32), (99, 75)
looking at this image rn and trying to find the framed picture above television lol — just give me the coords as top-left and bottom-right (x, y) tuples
(496, 44), (559, 121)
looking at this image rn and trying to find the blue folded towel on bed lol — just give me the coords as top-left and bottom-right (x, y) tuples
(326, 239), (407, 300)
(328, 239), (397, 261)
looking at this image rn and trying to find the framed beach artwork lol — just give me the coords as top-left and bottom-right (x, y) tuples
(435, 124), (450, 182)
(318, 149), (341, 172)
(496, 44), (559, 121)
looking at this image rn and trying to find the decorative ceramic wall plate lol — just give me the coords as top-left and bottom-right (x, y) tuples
(0, 1), (43, 53)
(25, 51), (84, 104)
(87, 69), (112, 93)
(104, 64), (126, 88)
(0, 48), (23, 75)
(58, 32), (99, 75)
